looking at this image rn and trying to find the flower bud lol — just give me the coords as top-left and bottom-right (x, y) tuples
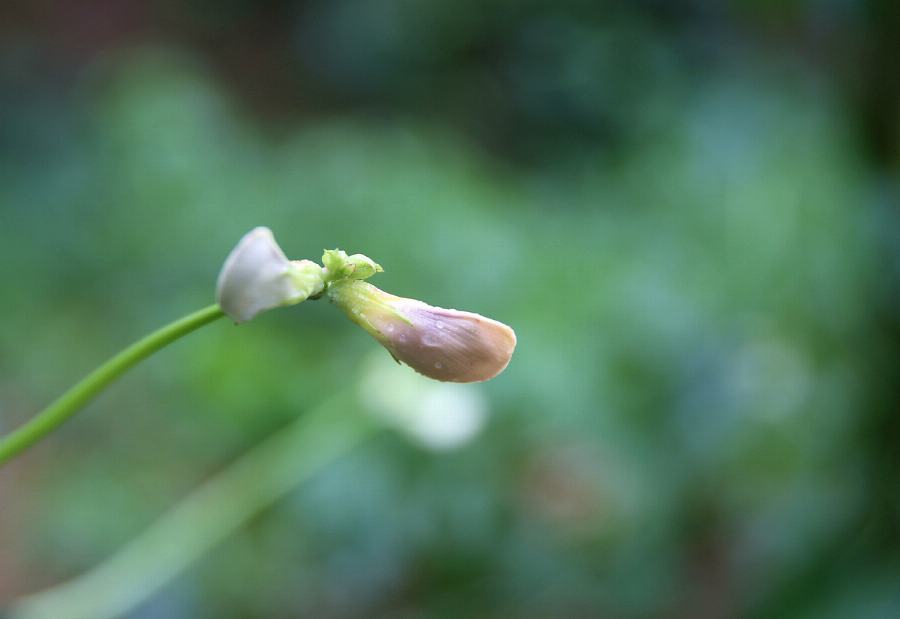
(322, 249), (383, 281)
(216, 227), (325, 323)
(327, 280), (516, 383)
(345, 253), (383, 280)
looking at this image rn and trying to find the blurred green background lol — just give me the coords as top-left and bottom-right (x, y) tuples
(2, 1), (899, 617)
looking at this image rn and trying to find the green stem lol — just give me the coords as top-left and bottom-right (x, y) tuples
(11, 394), (378, 619)
(0, 304), (225, 467)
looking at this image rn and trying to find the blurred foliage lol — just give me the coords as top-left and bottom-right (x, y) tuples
(1, 1), (899, 618)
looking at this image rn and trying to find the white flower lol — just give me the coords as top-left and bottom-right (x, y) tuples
(216, 227), (324, 323)
(360, 353), (488, 450)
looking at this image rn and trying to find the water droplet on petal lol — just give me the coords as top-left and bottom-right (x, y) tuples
(434, 361), (443, 369)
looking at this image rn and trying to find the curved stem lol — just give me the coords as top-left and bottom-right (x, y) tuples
(0, 304), (225, 467)
(11, 394), (377, 619)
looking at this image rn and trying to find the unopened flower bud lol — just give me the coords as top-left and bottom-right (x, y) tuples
(328, 280), (516, 383)
(216, 227), (325, 323)
(322, 249), (383, 281)
(345, 254), (383, 279)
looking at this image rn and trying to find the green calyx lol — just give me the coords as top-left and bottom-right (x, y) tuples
(286, 260), (327, 302)
(320, 254), (408, 347)
(326, 279), (411, 343)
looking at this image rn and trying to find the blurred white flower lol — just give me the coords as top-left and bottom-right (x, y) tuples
(328, 279), (516, 383)
(216, 227), (324, 323)
(360, 353), (488, 450)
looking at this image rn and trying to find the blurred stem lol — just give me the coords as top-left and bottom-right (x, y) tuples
(0, 304), (225, 467)
(10, 393), (377, 619)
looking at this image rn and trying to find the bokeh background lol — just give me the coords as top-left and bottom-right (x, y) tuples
(2, 1), (899, 617)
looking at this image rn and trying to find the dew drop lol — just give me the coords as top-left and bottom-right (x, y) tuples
(434, 361), (443, 369)
(435, 322), (445, 330)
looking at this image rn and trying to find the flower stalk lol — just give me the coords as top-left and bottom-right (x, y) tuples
(0, 304), (225, 467)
